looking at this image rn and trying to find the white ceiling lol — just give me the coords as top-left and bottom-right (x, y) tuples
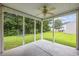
(3, 3), (79, 18)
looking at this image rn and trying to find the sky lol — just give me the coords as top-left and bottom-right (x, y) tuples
(49, 13), (76, 27)
(58, 13), (76, 23)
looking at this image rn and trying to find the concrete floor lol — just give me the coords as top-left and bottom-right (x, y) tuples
(1, 40), (79, 56)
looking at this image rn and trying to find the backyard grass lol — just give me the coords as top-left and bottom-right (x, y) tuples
(43, 32), (76, 47)
(4, 31), (76, 50)
(4, 33), (40, 50)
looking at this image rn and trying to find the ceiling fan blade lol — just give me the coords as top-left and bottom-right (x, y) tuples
(38, 7), (43, 11)
(47, 12), (54, 15)
(48, 7), (56, 11)
(36, 13), (42, 16)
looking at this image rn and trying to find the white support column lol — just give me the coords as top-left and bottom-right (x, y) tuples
(22, 16), (25, 45)
(0, 5), (4, 54)
(41, 21), (43, 40)
(34, 20), (36, 42)
(76, 10), (79, 50)
(52, 18), (55, 42)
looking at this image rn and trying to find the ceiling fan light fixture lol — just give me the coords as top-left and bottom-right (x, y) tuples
(37, 4), (56, 19)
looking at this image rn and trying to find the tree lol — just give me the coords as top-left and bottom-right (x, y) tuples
(43, 20), (50, 32)
(53, 19), (62, 31)
(4, 12), (50, 36)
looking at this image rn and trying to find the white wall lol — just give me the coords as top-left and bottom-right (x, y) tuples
(64, 21), (76, 34)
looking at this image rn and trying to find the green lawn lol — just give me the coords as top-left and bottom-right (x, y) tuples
(4, 31), (76, 50)
(4, 33), (40, 50)
(43, 32), (76, 47)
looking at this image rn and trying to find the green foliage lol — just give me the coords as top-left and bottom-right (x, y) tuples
(4, 12), (50, 36)
(36, 20), (41, 33)
(4, 12), (23, 36)
(54, 19), (62, 30)
(25, 18), (34, 34)
(43, 20), (50, 32)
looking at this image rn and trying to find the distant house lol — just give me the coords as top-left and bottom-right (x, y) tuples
(64, 21), (76, 34)
(49, 20), (76, 34)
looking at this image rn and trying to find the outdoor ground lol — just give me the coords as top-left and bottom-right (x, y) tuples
(4, 31), (76, 50)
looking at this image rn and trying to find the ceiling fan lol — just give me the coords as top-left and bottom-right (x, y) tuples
(37, 4), (56, 20)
